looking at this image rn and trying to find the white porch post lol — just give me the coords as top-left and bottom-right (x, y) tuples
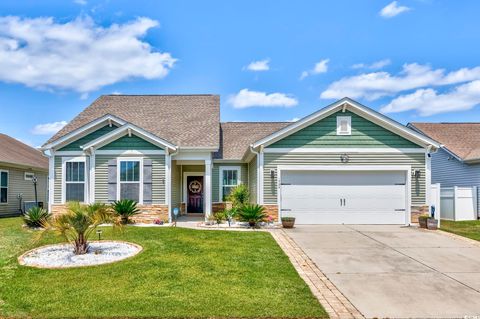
(166, 152), (172, 223)
(48, 149), (55, 212)
(89, 148), (95, 203)
(204, 158), (212, 218)
(258, 147), (264, 205)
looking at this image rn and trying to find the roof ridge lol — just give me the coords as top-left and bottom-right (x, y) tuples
(412, 122), (480, 124)
(104, 94), (218, 97)
(221, 121), (291, 124)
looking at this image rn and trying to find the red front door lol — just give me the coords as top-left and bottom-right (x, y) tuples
(187, 176), (204, 213)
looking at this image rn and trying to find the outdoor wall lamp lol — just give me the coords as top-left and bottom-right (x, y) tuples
(412, 169), (421, 178)
(270, 169), (275, 179)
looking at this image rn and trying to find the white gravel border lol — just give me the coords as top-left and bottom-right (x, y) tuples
(18, 241), (142, 269)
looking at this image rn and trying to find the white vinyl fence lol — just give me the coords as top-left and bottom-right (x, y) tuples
(435, 185), (478, 221)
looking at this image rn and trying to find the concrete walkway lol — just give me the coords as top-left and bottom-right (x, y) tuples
(284, 225), (480, 319)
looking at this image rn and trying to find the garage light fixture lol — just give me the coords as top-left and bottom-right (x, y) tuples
(412, 169), (421, 178)
(340, 154), (349, 163)
(270, 169), (276, 179)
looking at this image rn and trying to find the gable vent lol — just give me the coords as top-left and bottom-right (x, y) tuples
(336, 116), (351, 135)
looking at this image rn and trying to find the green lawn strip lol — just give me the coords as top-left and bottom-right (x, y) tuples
(440, 219), (480, 241)
(0, 217), (327, 318)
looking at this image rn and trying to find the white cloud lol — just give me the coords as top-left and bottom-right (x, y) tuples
(380, 80), (480, 116)
(74, 0), (87, 5)
(228, 89), (298, 109)
(352, 59), (391, 70)
(300, 59), (329, 79)
(244, 59), (270, 71)
(289, 117), (300, 122)
(31, 121), (67, 135)
(380, 1), (411, 18)
(0, 16), (176, 94)
(321, 63), (480, 100)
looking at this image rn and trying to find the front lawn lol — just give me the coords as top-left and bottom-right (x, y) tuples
(441, 219), (480, 241)
(0, 217), (326, 318)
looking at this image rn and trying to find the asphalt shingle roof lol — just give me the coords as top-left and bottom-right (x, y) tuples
(45, 95), (220, 148)
(410, 122), (480, 161)
(215, 122), (291, 160)
(0, 134), (48, 170)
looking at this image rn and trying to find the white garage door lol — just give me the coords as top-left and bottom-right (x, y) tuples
(280, 170), (407, 224)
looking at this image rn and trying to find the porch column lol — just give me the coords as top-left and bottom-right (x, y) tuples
(166, 152), (172, 223)
(89, 148), (95, 203)
(48, 149), (55, 212)
(204, 159), (212, 217)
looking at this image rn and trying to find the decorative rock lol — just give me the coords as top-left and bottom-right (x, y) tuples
(18, 241), (142, 268)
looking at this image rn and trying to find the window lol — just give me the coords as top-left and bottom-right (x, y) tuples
(220, 166), (240, 201)
(0, 170), (8, 204)
(24, 172), (35, 181)
(65, 161), (85, 202)
(119, 159), (141, 202)
(337, 116), (351, 135)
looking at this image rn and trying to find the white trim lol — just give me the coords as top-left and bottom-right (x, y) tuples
(55, 151), (84, 156)
(116, 157), (144, 204)
(258, 149), (264, 205)
(276, 165), (412, 225)
(82, 123), (177, 151)
(61, 156), (88, 204)
(218, 165), (241, 202)
(205, 159), (212, 217)
(89, 151), (95, 203)
(165, 153), (171, 220)
(41, 114), (126, 150)
(24, 172), (35, 181)
(48, 151), (55, 210)
(252, 98), (440, 149)
(425, 152), (432, 205)
(0, 169), (9, 205)
(213, 159), (245, 163)
(183, 171), (205, 213)
(172, 151), (212, 161)
(263, 148), (426, 154)
(336, 115), (351, 135)
(95, 150), (166, 155)
(178, 147), (219, 152)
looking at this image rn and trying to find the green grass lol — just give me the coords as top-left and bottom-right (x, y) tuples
(441, 219), (480, 241)
(0, 217), (326, 318)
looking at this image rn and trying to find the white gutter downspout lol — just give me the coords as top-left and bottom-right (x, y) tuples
(166, 147), (178, 223)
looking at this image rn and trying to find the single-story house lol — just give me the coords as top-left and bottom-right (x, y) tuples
(0, 134), (48, 217)
(409, 122), (480, 214)
(41, 95), (439, 225)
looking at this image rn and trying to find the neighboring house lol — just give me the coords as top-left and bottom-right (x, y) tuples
(41, 96), (439, 225)
(0, 134), (48, 217)
(409, 122), (480, 213)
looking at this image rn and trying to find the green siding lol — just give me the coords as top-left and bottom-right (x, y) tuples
(0, 165), (48, 216)
(269, 111), (419, 148)
(59, 125), (118, 151)
(263, 152), (426, 206)
(99, 134), (162, 150)
(54, 156), (62, 203)
(212, 163), (248, 203)
(248, 156), (257, 204)
(95, 155), (165, 203)
(171, 161), (181, 211)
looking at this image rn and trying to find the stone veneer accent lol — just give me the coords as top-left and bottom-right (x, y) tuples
(50, 204), (169, 224)
(411, 205), (429, 223)
(263, 204), (279, 221)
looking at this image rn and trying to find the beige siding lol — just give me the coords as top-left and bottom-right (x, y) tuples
(95, 155), (165, 204)
(212, 163), (248, 202)
(248, 156), (257, 203)
(263, 152), (426, 206)
(0, 165), (47, 216)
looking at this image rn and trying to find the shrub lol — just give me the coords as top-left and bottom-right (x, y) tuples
(44, 202), (120, 255)
(238, 204), (267, 228)
(23, 206), (50, 228)
(112, 199), (140, 224)
(228, 184), (250, 210)
(213, 211), (226, 225)
(418, 214), (430, 222)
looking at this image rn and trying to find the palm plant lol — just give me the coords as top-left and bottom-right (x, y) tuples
(238, 204), (267, 228)
(23, 206), (51, 228)
(112, 199), (140, 224)
(45, 202), (120, 255)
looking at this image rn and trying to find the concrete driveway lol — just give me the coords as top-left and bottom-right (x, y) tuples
(286, 225), (480, 319)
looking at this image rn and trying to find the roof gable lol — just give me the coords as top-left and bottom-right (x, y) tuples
(44, 95), (220, 149)
(58, 124), (119, 151)
(253, 98), (440, 149)
(269, 110), (419, 148)
(99, 134), (162, 150)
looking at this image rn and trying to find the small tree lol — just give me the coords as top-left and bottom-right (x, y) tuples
(228, 184), (250, 210)
(44, 202), (120, 255)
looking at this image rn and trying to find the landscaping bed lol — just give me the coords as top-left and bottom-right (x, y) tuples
(0, 217), (327, 318)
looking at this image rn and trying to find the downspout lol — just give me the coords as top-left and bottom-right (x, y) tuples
(167, 147), (179, 223)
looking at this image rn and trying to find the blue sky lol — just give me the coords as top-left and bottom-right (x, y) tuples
(1, 0), (480, 147)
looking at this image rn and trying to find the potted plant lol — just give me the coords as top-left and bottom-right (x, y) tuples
(281, 216), (296, 228)
(427, 217), (438, 230)
(418, 214), (429, 229)
(238, 204), (267, 228)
